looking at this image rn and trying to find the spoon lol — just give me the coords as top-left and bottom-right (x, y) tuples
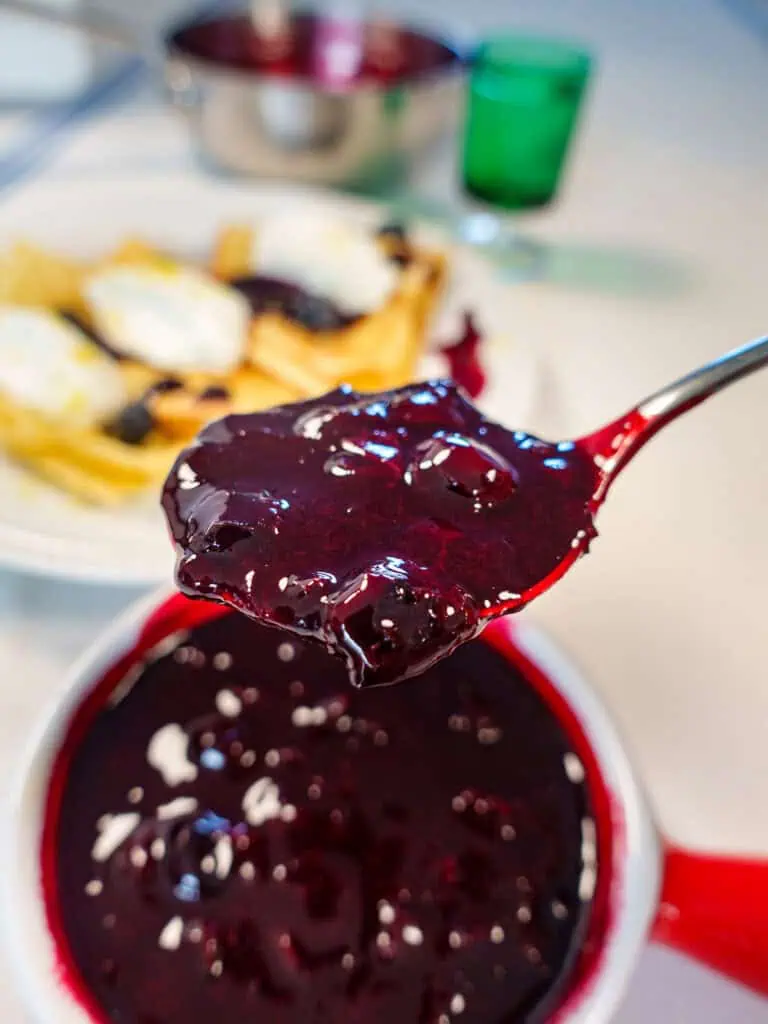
(163, 335), (768, 687)
(511, 333), (768, 612)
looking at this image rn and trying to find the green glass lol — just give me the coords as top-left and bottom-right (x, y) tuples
(462, 36), (593, 210)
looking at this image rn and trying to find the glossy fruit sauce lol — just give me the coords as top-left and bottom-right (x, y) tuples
(441, 314), (486, 399)
(162, 381), (601, 687)
(230, 276), (360, 331)
(46, 608), (598, 1024)
(170, 13), (462, 87)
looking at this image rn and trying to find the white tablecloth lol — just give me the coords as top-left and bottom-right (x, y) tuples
(1, 0), (768, 1020)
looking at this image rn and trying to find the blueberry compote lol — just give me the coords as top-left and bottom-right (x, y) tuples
(441, 315), (486, 399)
(229, 276), (360, 332)
(50, 612), (595, 1024)
(162, 382), (600, 687)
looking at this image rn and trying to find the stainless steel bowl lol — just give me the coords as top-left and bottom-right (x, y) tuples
(0, 1), (466, 190)
(164, 11), (467, 189)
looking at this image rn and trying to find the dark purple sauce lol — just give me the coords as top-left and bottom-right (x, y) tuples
(230, 275), (360, 332)
(162, 382), (600, 687)
(169, 13), (462, 87)
(376, 222), (413, 268)
(199, 385), (232, 403)
(52, 612), (593, 1024)
(441, 314), (486, 399)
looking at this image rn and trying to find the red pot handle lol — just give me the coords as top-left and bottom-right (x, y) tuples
(653, 844), (768, 995)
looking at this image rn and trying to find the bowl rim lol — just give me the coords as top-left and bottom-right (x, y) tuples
(163, 8), (469, 93)
(2, 589), (661, 1024)
(502, 620), (662, 1022)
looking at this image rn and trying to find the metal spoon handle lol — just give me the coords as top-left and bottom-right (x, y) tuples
(582, 334), (768, 491)
(637, 334), (768, 423)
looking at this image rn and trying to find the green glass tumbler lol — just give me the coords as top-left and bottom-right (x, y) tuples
(462, 36), (593, 210)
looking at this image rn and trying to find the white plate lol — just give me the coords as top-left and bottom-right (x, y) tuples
(0, 175), (538, 585)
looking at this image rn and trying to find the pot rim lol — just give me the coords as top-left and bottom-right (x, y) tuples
(163, 9), (468, 94)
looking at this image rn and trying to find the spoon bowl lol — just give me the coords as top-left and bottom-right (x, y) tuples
(162, 335), (768, 687)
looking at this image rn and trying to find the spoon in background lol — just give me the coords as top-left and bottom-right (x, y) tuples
(163, 334), (768, 687)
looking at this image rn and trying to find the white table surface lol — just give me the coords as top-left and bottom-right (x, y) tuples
(1, 0), (768, 1020)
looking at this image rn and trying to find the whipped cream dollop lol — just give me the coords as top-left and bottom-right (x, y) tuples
(85, 265), (251, 374)
(0, 306), (126, 426)
(253, 214), (398, 315)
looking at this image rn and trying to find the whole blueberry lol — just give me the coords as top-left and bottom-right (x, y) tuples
(106, 401), (155, 445)
(286, 292), (353, 332)
(376, 221), (412, 267)
(199, 385), (231, 402)
(376, 220), (408, 244)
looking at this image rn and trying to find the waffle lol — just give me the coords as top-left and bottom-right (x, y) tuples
(0, 391), (178, 504)
(0, 223), (447, 504)
(125, 225), (445, 441)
